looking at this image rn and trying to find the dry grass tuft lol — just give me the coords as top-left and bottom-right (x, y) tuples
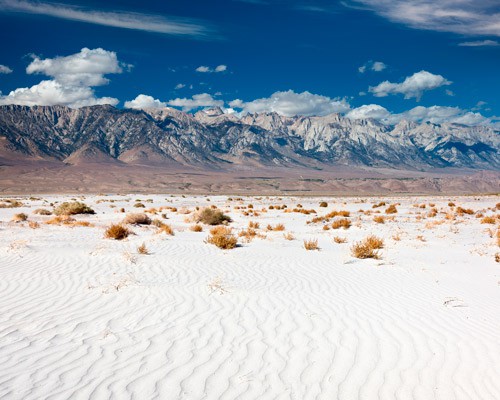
(33, 208), (52, 215)
(28, 221), (40, 229)
(351, 235), (384, 259)
(319, 201), (328, 207)
(481, 216), (497, 224)
(331, 218), (351, 229)
(137, 242), (149, 254)
(248, 221), (260, 229)
(122, 213), (152, 225)
(239, 227), (260, 242)
(283, 232), (295, 240)
(496, 253), (500, 263)
(326, 210), (350, 218)
(385, 204), (398, 214)
(71, 221), (93, 227)
(333, 236), (347, 244)
(303, 238), (320, 250)
(373, 215), (385, 224)
(190, 224), (203, 232)
(207, 226), (238, 249)
(456, 206), (474, 215)
(365, 235), (384, 249)
(156, 222), (174, 235)
(45, 215), (75, 225)
(195, 207), (232, 225)
(267, 223), (285, 231)
(0, 199), (23, 208)
(54, 202), (95, 216)
(12, 213), (28, 222)
(105, 224), (131, 240)
(427, 208), (438, 218)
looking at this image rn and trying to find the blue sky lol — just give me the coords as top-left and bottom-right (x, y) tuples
(0, 0), (498, 126)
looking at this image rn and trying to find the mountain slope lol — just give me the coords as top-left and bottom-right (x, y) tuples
(0, 104), (498, 171)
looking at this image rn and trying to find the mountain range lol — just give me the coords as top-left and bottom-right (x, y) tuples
(0, 104), (498, 172)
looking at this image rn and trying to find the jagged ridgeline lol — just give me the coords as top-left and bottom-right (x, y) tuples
(0, 104), (498, 170)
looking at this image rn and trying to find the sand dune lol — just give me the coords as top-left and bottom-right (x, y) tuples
(1, 195), (499, 399)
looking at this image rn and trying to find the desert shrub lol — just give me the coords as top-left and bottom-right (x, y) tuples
(326, 210), (350, 218)
(12, 213), (28, 222)
(481, 216), (497, 224)
(137, 243), (149, 254)
(322, 225), (330, 231)
(319, 201), (328, 208)
(207, 226), (237, 249)
(54, 202), (95, 216)
(133, 202), (145, 208)
(332, 218), (351, 229)
(333, 236), (347, 244)
(373, 216), (385, 224)
(372, 201), (386, 208)
(448, 202), (456, 207)
(195, 207), (232, 225)
(33, 208), (52, 215)
(351, 235), (384, 259)
(496, 253), (500, 263)
(190, 224), (203, 232)
(303, 238), (319, 250)
(123, 213), (152, 225)
(385, 204), (398, 214)
(105, 224), (131, 240)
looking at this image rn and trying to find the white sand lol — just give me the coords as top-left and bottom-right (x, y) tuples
(1, 194), (500, 399)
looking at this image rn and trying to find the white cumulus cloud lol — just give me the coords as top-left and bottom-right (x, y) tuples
(195, 64), (227, 73)
(0, 80), (118, 107)
(359, 60), (387, 73)
(346, 104), (391, 120)
(195, 66), (210, 73)
(124, 94), (166, 109)
(26, 47), (123, 86)
(347, 104), (494, 126)
(0, 64), (13, 74)
(369, 70), (451, 100)
(0, 47), (125, 107)
(229, 90), (351, 116)
(167, 93), (223, 111)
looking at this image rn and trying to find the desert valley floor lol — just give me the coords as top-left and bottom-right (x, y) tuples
(1, 194), (500, 399)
